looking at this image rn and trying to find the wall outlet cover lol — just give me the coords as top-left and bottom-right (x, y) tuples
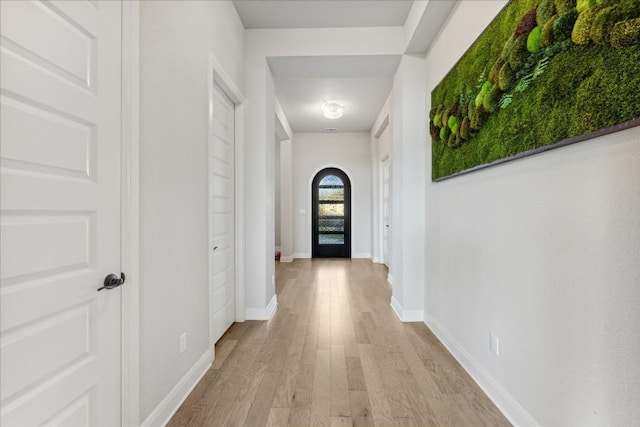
(490, 333), (499, 357)
(180, 332), (187, 354)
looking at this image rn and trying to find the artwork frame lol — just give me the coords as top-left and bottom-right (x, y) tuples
(430, 0), (640, 181)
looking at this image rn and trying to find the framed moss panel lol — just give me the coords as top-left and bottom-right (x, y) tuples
(430, 0), (640, 181)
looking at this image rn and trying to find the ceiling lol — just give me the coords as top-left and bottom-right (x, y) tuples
(269, 55), (401, 133)
(233, 1), (415, 134)
(233, 0), (413, 29)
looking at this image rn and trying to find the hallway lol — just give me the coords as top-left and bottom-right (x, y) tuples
(168, 259), (510, 426)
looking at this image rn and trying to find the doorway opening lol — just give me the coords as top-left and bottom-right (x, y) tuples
(312, 168), (351, 258)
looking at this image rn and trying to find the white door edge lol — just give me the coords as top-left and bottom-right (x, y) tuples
(121, 1), (141, 426)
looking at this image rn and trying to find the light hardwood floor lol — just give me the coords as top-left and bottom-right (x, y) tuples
(168, 259), (511, 427)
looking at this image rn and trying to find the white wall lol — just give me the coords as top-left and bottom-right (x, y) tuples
(424, 1), (640, 426)
(244, 26), (405, 315)
(139, 1), (244, 422)
(292, 132), (372, 258)
(389, 55), (427, 321)
(279, 138), (294, 261)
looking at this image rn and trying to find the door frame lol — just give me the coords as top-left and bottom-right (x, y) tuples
(207, 54), (246, 348)
(306, 165), (355, 257)
(121, 1), (140, 425)
(207, 53), (247, 333)
(380, 155), (390, 266)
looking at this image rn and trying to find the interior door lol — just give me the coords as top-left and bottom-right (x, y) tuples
(209, 83), (235, 344)
(312, 168), (351, 258)
(1, 1), (122, 425)
(382, 157), (390, 267)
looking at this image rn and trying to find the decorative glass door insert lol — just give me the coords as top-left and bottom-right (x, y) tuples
(312, 168), (351, 257)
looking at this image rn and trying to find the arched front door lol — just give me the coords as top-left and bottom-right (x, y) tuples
(312, 168), (351, 258)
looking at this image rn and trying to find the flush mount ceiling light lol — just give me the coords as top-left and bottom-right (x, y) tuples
(322, 101), (345, 119)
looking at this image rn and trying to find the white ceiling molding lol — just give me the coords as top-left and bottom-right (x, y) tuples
(404, 0), (460, 54)
(233, 0), (413, 29)
(275, 96), (293, 141)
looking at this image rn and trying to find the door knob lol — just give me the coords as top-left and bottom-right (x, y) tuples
(98, 272), (126, 291)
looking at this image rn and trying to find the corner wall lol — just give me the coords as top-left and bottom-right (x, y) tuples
(139, 1), (244, 422)
(390, 55), (427, 321)
(424, 1), (640, 425)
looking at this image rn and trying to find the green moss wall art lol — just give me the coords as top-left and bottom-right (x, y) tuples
(430, 0), (640, 181)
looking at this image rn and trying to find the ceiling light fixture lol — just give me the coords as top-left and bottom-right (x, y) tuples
(322, 101), (345, 119)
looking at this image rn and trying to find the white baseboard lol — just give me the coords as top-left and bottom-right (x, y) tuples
(275, 246), (282, 252)
(141, 350), (212, 427)
(390, 296), (424, 322)
(279, 256), (294, 262)
(293, 252), (310, 259)
(289, 253), (371, 260)
(372, 257), (380, 263)
(387, 273), (393, 285)
(246, 295), (278, 320)
(424, 314), (540, 427)
(265, 295), (277, 319)
(352, 252), (371, 259)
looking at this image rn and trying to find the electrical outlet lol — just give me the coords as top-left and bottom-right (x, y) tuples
(272, 275), (275, 286)
(490, 333), (499, 357)
(179, 332), (187, 354)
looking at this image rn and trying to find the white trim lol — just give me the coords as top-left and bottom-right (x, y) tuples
(390, 296), (403, 320)
(373, 113), (389, 139)
(352, 252), (371, 259)
(379, 155), (391, 267)
(279, 256), (294, 263)
(275, 246), (282, 252)
(274, 98), (293, 140)
(424, 315), (540, 427)
(372, 257), (380, 263)
(390, 296), (424, 322)
(387, 273), (393, 285)
(235, 104), (246, 323)
(293, 252), (311, 259)
(246, 295), (278, 320)
(121, 1), (140, 426)
(210, 54), (244, 104)
(402, 308), (424, 322)
(140, 350), (213, 427)
(207, 53), (246, 326)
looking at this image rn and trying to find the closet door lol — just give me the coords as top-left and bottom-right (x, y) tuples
(1, 1), (123, 425)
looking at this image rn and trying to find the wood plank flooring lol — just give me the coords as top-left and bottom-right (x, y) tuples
(168, 259), (511, 427)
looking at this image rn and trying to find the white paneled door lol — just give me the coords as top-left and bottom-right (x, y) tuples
(1, 1), (122, 426)
(209, 84), (235, 344)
